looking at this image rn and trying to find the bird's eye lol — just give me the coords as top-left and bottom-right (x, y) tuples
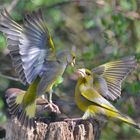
(86, 71), (91, 76)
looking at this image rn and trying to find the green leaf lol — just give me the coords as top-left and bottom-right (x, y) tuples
(0, 98), (4, 109)
(120, 0), (132, 11)
(0, 34), (6, 50)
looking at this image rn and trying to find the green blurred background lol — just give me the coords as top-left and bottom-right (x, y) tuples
(0, 0), (140, 139)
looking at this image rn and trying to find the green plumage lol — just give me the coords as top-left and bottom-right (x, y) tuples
(1, 9), (75, 129)
(75, 56), (139, 130)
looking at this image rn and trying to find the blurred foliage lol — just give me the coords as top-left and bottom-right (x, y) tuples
(0, 0), (140, 139)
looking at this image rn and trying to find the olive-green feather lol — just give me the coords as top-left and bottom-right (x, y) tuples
(92, 56), (137, 101)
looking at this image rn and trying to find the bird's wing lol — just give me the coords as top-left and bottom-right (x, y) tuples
(79, 83), (119, 113)
(0, 9), (55, 85)
(91, 56), (137, 101)
(93, 76), (111, 99)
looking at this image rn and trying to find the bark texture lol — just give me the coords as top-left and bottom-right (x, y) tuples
(5, 118), (100, 140)
(4, 89), (101, 140)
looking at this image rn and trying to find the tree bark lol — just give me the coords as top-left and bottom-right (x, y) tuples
(4, 88), (101, 140)
(5, 117), (100, 140)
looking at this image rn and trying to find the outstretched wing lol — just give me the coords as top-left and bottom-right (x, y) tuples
(92, 56), (137, 101)
(0, 9), (55, 85)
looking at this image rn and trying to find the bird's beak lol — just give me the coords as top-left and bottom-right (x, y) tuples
(76, 69), (86, 77)
(70, 58), (75, 67)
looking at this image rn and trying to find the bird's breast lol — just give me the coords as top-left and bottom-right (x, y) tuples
(75, 81), (91, 112)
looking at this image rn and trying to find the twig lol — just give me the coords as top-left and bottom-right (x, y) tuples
(0, 73), (20, 82)
(6, 0), (20, 13)
(43, 0), (94, 9)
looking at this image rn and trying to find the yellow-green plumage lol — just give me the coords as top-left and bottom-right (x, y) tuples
(91, 56), (136, 101)
(1, 9), (75, 129)
(75, 60), (139, 129)
(8, 77), (40, 127)
(23, 77), (40, 106)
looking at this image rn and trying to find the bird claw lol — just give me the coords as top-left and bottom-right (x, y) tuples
(64, 118), (83, 122)
(64, 118), (83, 132)
(64, 118), (83, 128)
(44, 103), (61, 114)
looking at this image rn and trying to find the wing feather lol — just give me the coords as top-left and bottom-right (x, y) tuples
(92, 56), (137, 101)
(0, 9), (55, 84)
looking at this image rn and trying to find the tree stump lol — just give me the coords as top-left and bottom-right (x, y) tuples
(5, 117), (100, 140)
(4, 88), (101, 140)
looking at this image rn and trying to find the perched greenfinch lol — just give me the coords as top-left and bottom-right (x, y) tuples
(0, 9), (75, 128)
(75, 57), (140, 129)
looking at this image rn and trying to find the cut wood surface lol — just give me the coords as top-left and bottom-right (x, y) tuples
(5, 117), (100, 140)
(4, 89), (101, 140)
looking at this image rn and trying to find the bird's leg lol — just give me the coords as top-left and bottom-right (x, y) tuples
(41, 94), (47, 100)
(64, 118), (84, 132)
(49, 89), (53, 103)
(44, 90), (61, 114)
(64, 117), (83, 122)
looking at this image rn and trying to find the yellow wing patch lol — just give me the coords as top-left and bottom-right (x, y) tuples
(25, 101), (36, 118)
(49, 37), (55, 53)
(16, 92), (25, 104)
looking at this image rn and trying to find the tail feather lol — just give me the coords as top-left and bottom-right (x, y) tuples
(9, 104), (20, 115)
(6, 91), (24, 116)
(5, 88), (36, 129)
(87, 105), (140, 130)
(18, 111), (25, 124)
(25, 117), (31, 129)
(28, 118), (35, 129)
(117, 113), (140, 130)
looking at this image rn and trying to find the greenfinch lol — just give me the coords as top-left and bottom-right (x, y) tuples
(0, 9), (75, 129)
(75, 57), (139, 129)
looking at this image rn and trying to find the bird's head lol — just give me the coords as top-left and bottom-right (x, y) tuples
(56, 49), (76, 67)
(66, 49), (76, 67)
(76, 68), (93, 84)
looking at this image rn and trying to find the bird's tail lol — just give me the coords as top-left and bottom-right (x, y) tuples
(103, 106), (140, 130)
(86, 105), (140, 130)
(5, 88), (36, 129)
(116, 113), (140, 130)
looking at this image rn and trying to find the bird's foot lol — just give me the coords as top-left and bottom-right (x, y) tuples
(44, 102), (61, 114)
(64, 117), (83, 122)
(64, 118), (83, 131)
(64, 118), (83, 125)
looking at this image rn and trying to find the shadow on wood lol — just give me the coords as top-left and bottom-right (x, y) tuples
(0, 126), (6, 139)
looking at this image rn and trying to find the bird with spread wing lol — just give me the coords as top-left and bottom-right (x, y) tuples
(0, 9), (75, 129)
(75, 57), (140, 129)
